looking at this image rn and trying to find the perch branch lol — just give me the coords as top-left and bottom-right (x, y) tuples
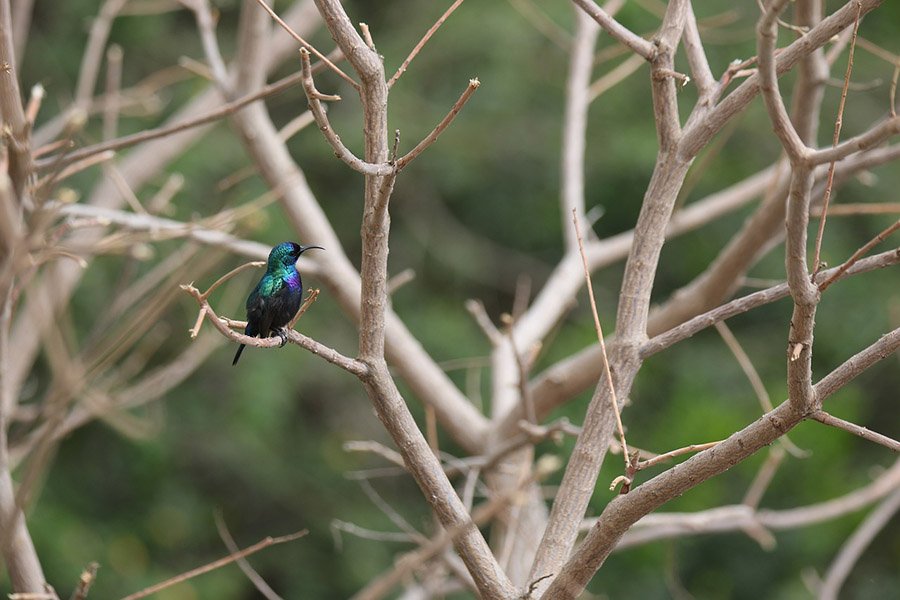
(180, 283), (367, 377)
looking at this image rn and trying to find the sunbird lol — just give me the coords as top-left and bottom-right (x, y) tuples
(232, 241), (323, 366)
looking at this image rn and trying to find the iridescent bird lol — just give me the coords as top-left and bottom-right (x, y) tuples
(232, 241), (323, 366)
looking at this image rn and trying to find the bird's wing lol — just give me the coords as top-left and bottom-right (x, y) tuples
(246, 276), (282, 335)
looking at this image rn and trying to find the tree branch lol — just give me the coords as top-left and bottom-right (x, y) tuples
(180, 283), (368, 377)
(542, 326), (900, 598)
(811, 410), (900, 452)
(571, 0), (655, 60)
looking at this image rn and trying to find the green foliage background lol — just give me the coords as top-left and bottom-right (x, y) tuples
(14, 0), (900, 598)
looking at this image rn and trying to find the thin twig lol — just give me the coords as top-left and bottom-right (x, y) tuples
(357, 479), (426, 542)
(819, 219), (900, 292)
(715, 321), (807, 457)
(25, 83), (44, 127)
(118, 531), (307, 600)
(342, 440), (405, 468)
(331, 520), (415, 544)
(465, 299), (503, 346)
(287, 289), (319, 329)
(35, 62), (335, 172)
(388, 0), (465, 88)
(812, 1), (862, 275)
(811, 203), (900, 217)
(68, 562), (99, 600)
(890, 63), (899, 117)
(634, 440), (722, 471)
(34, 150), (116, 190)
(572, 209), (630, 475)
(253, 0), (357, 89)
(214, 512), (283, 600)
(394, 78), (480, 170)
(571, 0), (656, 60)
(742, 446), (786, 509)
(811, 411), (900, 452)
(642, 248), (900, 357)
(199, 261), (266, 301)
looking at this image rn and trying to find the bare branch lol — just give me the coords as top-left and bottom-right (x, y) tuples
(642, 248), (900, 358)
(573, 209), (630, 474)
(681, 0), (884, 157)
(571, 0), (655, 60)
(214, 512), (283, 600)
(756, 0), (810, 162)
(634, 440), (721, 471)
(811, 410), (900, 452)
(69, 562), (99, 600)
(182, 0), (231, 93)
(819, 488), (900, 600)
(560, 6), (600, 250)
(681, 2), (715, 101)
(35, 62), (339, 173)
(119, 531), (307, 600)
(820, 219), (900, 291)
(543, 327), (900, 598)
(465, 299), (503, 346)
(812, 1), (861, 273)
(351, 456), (559, 600)
(388, 0), (465, 88)
(311, 2), (513, 596)
(394, 78), (481, 171)
(180, 283), (368, 377)
(299, 48), (392, 176)
(253, 0), (357, 88)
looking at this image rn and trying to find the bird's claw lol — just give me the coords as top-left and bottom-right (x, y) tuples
(277, 329), (288, 348)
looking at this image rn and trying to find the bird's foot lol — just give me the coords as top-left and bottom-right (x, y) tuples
(276, 328), (288, 348)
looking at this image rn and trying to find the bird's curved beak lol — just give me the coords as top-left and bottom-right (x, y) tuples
(299, 245), (324, 254)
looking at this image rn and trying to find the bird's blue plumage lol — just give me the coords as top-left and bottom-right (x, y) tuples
(232, 241), (323, 365)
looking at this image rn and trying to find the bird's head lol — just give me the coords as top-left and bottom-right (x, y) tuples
(268, 241), (324, 268)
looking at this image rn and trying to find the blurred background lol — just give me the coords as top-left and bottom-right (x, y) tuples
(13, 0), (900, 598)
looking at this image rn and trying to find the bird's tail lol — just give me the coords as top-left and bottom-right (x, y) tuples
(232, 322), (256, 366)
(232, 344), (246, 366)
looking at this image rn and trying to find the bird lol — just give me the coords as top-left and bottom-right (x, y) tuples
(232, 241), (323, 366)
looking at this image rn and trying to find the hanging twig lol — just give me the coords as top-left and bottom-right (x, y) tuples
(572, 209), (631, 478)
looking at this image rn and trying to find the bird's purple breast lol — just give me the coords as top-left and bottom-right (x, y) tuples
(284, 272), (301, 290)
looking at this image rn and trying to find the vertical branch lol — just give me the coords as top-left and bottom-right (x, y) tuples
(757, 0), (820, 412)
(811, 1), (861, 273)
(528, 1), (690, 593)
(0, 291), (47, 596)
(310, 2), (514, 596)
(0, 0), (33, 200)
(560, 5), (602, 250)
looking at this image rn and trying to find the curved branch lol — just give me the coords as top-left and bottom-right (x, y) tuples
(180, 284), (368, 378)
(299, 48), (393, 176)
